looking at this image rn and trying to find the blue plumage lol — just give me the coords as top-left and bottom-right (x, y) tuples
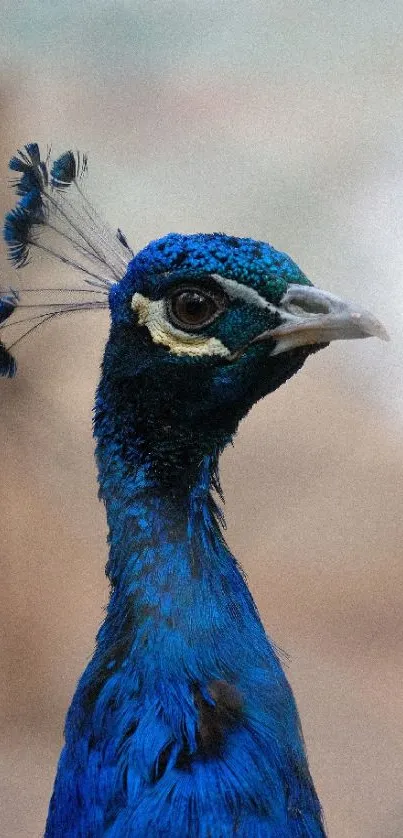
(0, 289), (19, 376)
(50, 149), (88, 187)
(3, 144), (387, 836)
(0, 289), (19, 323)
(4, 190), (45, 267)
(9, 143), (49, 196)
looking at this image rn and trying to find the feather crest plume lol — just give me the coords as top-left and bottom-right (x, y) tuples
(1, 143), (133, 376)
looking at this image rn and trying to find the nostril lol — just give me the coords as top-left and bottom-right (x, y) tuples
(282, 285), (337, 317)
(286, 299), (330, 316)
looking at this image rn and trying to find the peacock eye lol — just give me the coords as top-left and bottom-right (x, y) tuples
(167, 287), (225, 330)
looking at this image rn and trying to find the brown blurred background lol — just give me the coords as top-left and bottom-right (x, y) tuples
(0, 3), (402, 836)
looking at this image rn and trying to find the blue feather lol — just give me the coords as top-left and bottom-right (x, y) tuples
(0, 289), (19, 377)
(4, 143), (131, 287)
(0, 343), (17, 377)
(50, 150), (88, 188)
(9, 143), (48, 196)
(9, 142), (41, 172)
(3, 189), (45, 268)
(0, 288), (19, 323)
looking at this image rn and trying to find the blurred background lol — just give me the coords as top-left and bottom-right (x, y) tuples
(0, 2), (402, 835)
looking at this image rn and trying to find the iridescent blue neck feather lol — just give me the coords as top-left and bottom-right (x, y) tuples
(45, 348), (325, 837)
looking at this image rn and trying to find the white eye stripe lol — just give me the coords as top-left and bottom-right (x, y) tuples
(210, 274), (275, 312)
(211, 274), (318, 330)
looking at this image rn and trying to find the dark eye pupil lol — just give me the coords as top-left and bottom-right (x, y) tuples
(171, 290), (216, 327)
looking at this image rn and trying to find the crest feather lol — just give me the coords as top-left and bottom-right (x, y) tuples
(0, 289), (19, 377)
(4, 143), (132, 286)
(0, 143), (126, 376)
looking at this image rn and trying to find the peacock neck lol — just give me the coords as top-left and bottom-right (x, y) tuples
(92, 371), (267, 688)
(54, 371), (325, 838)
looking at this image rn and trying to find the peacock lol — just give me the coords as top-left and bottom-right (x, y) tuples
(1, 144), (388, 837)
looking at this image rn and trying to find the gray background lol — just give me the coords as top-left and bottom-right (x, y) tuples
(0, 2), (402, 835)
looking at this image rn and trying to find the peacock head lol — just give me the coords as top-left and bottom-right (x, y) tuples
(1, 145), (388, 474)
(102, 231), (387, 449)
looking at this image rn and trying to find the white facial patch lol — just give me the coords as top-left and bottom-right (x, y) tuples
(131, 292), (231, 358)
(210, 273), (275, 311)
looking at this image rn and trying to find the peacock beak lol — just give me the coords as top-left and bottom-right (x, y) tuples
(255, 284), (389, 356)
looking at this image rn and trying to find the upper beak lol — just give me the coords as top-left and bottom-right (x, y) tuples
(254, 284), (389, 356)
